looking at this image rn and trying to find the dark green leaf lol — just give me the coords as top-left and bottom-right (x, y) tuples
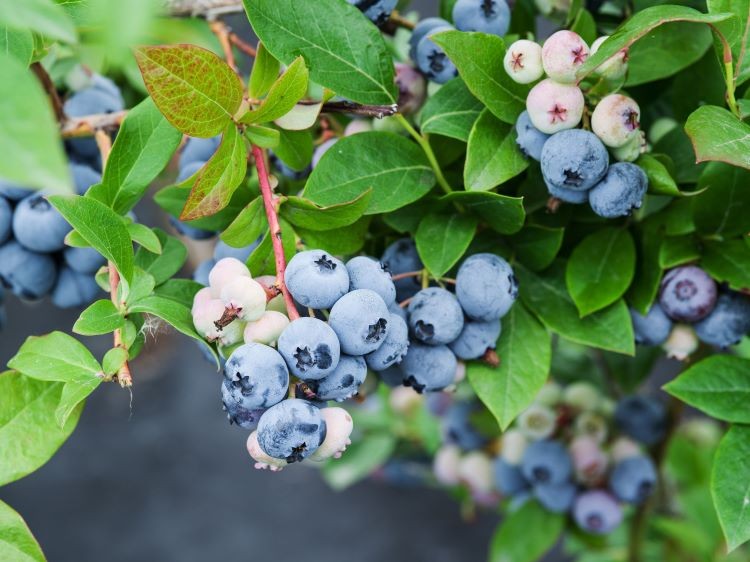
(419, 77), (483, 142)
(415, 213), (477, 277)
(273, 128), (313, 171)
(73, 300), (125, 336)
(296, 216), (371, 255)
(702, 239), (750, 290)
(628, 218), (664, 314)
(247, 219), (297, 276)
(221, 197), (267, 248)
(637, 153), (685, 197)
(489, 501), (564, 562)
(510, 226), (564, 272)
(711, 425), (750, 551)
(440, 191), (525, 234)
(659, 235), (700, 269)
(465, 109), (528, 191)
(686, 106), (750, 171)
(280, 191), (371, 231)
(693, 162), (750, 236)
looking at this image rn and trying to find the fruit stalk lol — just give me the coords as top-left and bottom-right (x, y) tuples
(251, 144), (300, 320)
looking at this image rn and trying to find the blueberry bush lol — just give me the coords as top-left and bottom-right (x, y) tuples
(2, 0), (750, 560)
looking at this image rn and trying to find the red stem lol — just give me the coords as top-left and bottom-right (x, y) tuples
(251, 144), (300, 321)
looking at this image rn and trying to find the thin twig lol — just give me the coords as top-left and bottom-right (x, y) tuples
(389, 11), (415, 30)
(390, 270), (423, 281)
(319, 100), (398, 119)
(61, 111), (128, 138)
(31, 62), (66, 123)
(209, 19), (238, 73)
(163, 0), (244, 18)
(228, 32), (257, 58)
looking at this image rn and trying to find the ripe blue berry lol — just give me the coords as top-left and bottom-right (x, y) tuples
(0, 240), (57, 299)
(515, 111), (550, 161)
(347, 0), (397, 26)
(658, 265), (717, 323)
(408, 287), (464, 345)
(51, 267), (101, 308)
(277, 317), (341, 380)
(365, 313), (409, 370)
(548, 183), (590, 204)
(573, 491), (623, 534)
(409, 18), (451, 62)
(285, 250), (349, 309)
(329, 289), (390, 354)
(442, 401), (488, 450)
(223, 343), (290, 409)
(452, 0), (510, 36)
(381, 238), (423, 301)
(415, 26), (458, 84)
(400, 342), (457, 392)
(0, 196), (11, 245)
(179, 136), (220, 170)
(694, 291), (750, 348)
(70, 162), (101, 195)
(534, 481), (577, 513)
(456, 253), (518, 321)
(221, 380), (266, 430)
(630, 303), (672, 346)
(588, 162), (648, 218)
(213, 238), (261, 262)
(541, 129), (609, 193)
(449, 318), (501, 360)
(309, 354), (367, 401)
(64, 246), (106, 275)
(614, 395), (666, 446)
(257, 399), (327, 463)
(609, 455), (657, 504)
(346, 256), (396, 306)
(378, 364), (406, 387)
(193, 258), (215, 286)
(493, 457), (529, 496)
(521, 440), (572, 485)
(12, 194), (71, 253)
(0, 180), (32, 201)
(64, 84), (124, 160)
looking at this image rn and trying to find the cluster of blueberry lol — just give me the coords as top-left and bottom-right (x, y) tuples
(507, 31), (649, 218)
(631, 265), (750, 352)
(0, 76), (123, 310)
(409, 0), (511, 83)
(434, 382), (665, 535)
(377, 239), (517, 392)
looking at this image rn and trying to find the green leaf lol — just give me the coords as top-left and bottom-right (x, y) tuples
(8, 331), (103, 383)
(0, 500), (46, 562)
(440, 191), (525, 235)
(577, 6), (733, 81)
(637, 153), (685, 197)
(519, 262), (635, 355)
(124, 268), (157, 306)
(654, 125), (706, 184)
(0, 372), (82, 485)
(464, 109), (528, 191)
(685, 106), (750, 170)
(48, 195), (134, 283)
(241, 56), (308, 124)
(244, 124), (280, 148)
(244, 0), (397, 105)
(708, 0), (750, 86)
(693, 162), (750, 236)
(134, 44), (244, 137)
(415, 213), (477, 277)
(153, 278), (203, 308)
(510, 226), (564, 272)
(134, 229), (187, 285)
(247, 219), (297, 275)
(273, 128), (313, 171)
(321, 433), (396, 491)
(73, 299), (125, 336)
(296, 216), (370, 256)
(0, 0), (77, 43)
(248, 41), (280, 99)
(280, 191), (371, 231)
(628, 218), (665, 314)
(665, 355), (750, 423)
(468, 305), (551, 430)
(89, 97), (181, 214)
(702, 240), (750, 290)
(221, 197), (267, 248)
(711, 425), (750, 551)
(180, 123), (248, 220)
(0, 54), (72, 193)
(0, 25), (34, 65)
(304, 132), (435, 214)
(432, 31), (528, 124)
(566, 228), (636, 317)
(102, 347), (129, 377)
(489, 501), (564, 562)
(127, 222), (162, 254)
(659, 235), (699, 269)
(419, 77), (483, 142)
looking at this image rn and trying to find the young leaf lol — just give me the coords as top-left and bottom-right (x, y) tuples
(180, 123), (248, 221)
(244, 123), (280, 148)
(221, 197), (267, 248)
(153, 278), (203, 308)
(566, 228), (636, 317)
(510, 226), (564, 272)
(90, 97), (181, 214)
(279, 191), (372, 231)
(134, 229), (187, 285)
(415, 213), (478, 277)
(432, 31), (528, 124)
(665, 356), (750, 423)
(0, 372), (83, 486)
(711, 425), (750, 551)
(465, 109), (528, 191)
(685, 106), (750, 171)
(321, 433), (396, 491)
(637, 154), (688, 197)
(134, 44), (244, 137)
(419, 77), (483, 142)
(0, 0), (77, 43)
(73, 300), (125, 336)
(0, 54), (72, 193)
(0, 500), (46, 562)
(489, 501), (564, 562)
(304, 132), (435, 214)
(467, 305), (551, 430)
(48, 195), (134, 283)
(273, 128), (313, 171)
(241, 56), (308, 125)
(248, 41), (280, 99)
(127, 222), (162, 255)
(440, 191), (525, 234)
(702, 239), (750, 290)
(693, 162), (750, 237)
(102, 348), (129, 377)
(244, 0), (397, 105)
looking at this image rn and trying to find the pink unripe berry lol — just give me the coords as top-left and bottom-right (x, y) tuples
(454, 360), (466, 384)
(570, 435), (609, 486)
(247, 431), (287, 471)
(312, 138), (338, 168)
(388, 385), (423, 413)
(433, 445), (462, 486)
(610, 436), (642, 462)
(458, 451), (494, 494)
(309, 407), (354, 461)
(526, 79), (584, 134)
(590, 36), (628, 80)
(220, 276), (267, 322)
(504, 40), (544, 84)
(542, 30), (589, 84)
(395, 62), (427, 115)
(591, 94), (641, 148)
(192, 286), (213, 314)
(208, 257), (251, 298)
(500, 429), (528, 465)
(344, 119), (373, 136)
(243, 310), (290, 345)
(192, 298), (225, 341)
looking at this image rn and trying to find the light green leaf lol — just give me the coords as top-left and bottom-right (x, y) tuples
(125, 268), (157, 305)
(73, 299), (125, 336)
(321, 433), (396, 491)
(0, 0), (77, 43)
(134, 229), (187, 285)
(241, 56), (308, 124)
(127, 222), (162, 254)
(247, 218), (297, 275)
(221, 197), (267, 248)
(153, 278), (203, 309)
(280, 191), (371, 231)
(8, 331), (103, 384)
(419, 77), (483, 142)
(415, 213), (478, 277)
(102, 347), (129, 377)
(489, 501), (564, 562)
(0, 500), (46, 562)
(465, 109), (528, 191)
(248, 41), (280, 99)
(440, 191), (525, 235)
(637, 153), (686, 197)
(0, 25), (34, 65)
(708, 0), (750, 86)
(711, 425), (750, 551)
(244, 123), (280, 148)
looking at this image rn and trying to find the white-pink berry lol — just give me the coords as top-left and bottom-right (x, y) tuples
(255, 275), (286, 313)
(663, 324), (698, 361)
(192, 286), (213, 314)
(433, 445), (462, 486)
(500, 428), (528, 465)
(220, 276), (267, 322)
(208, 257), (251, 298)
(388, 385), (423, 413)
(243, 310), (290, 345)
(344, 119), (373, 136)
(308, 407), (354, 461)
(610, 436), (642, 462)
(504, 40), (544, 84)
(192, 298), (225, 341)
(247, 431), (287, 471)
(454, 360), (466, 384)
(590, 36), (628, 80)
(570, 435), (609, 486)
(542, 30), (589, 84)
(458, 451), (494, 494)
(526, 79), (584, 134)
(592, 94), (641, 148)
(216, 319), (245, 347)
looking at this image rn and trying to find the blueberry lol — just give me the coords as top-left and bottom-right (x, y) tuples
(89, 74), (124, 103)
(388, 300), (407, 322)
(547, 183), (590, 204)
(630, 303), (672, 346)
(269, 152), (311, 181)
(515, 111), (550, 161)
(493, 458), (529, 496)
(223, 343), (289, 409)
(573, 491), (623, 534)
(169, 216), (215, 240)
(346, 0), (397, 26)
(257, 399), (327, 463)
(346, 256), (397, 306)
(449, 318), (501, 360)
(541, 129), (609, 192)
(193, 259), (215, 286)
(400, 342), (457, 392)
(456, 253), (518, 321)
(70, 162), (101, 195)
(215, 239), (262, 263)
(452, 0), (510, 37)
(658, 265), (717, 323)
(285, 250), (350, 309)
(694, 291), (750, 348)
(609, 455), (657, 504)
(520, 440), (572, 485)
(408, 287), (464, 345)
(614, 395), (666, 446)
(62, 246), (106, 275)
(415, 26), (458, 84)
(329, 289), (390, 354)
(0, 196), (11, 244)
(534, 481), (577, 513)
(588, 162), (648, 218)
(277, 317), (341, 380)
(395, 63), (427, 115)
(0, 240), (57, 299)
(309, 355), (367, 401)
(179, 136), (220, 170)
(365, 313), (409, 370)
(221, 380), (266, 430)
(381, 238), (423, 301)
(0, 180), (32, 201)
(409, 18), (451, 61)
(51, 267), (101, 308)
(12, 194), (72, 253)
(378, 364), (406, 387)
(64, 86), (124, 160)
(442, 401), (488, 450)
